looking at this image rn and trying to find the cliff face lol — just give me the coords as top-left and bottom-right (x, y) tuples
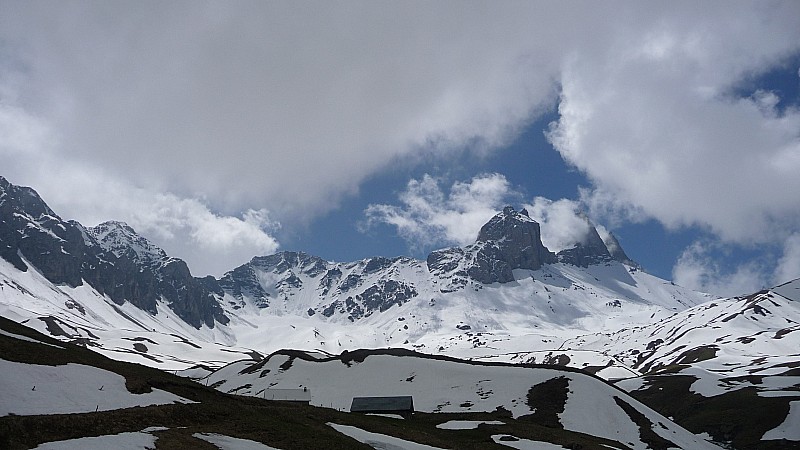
(428, 206), (556, 285)
(0, 176), (227, 329)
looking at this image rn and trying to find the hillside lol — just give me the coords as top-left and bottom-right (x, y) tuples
(0, 316), (719, 449)
(1, 175), (799, 448)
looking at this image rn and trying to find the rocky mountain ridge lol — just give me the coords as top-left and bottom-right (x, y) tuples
(3, 175), (798, 449)
(1, 176), (634, 328)
(0, 176), (226, 328)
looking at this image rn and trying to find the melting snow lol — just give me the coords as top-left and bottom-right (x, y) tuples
(33, 432), (157, 449)
(762, 400), (800, 441)
(328, 423), (447, 449)
(193, 433), (282, 450)
(491, 435), (570, 449)
(0, 359), (192, 416)
(436, 420), (504, 429)
(0, 328), (62, 348)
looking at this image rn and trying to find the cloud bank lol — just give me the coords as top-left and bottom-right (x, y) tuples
(364, 174), (514, 249)
(364, 174), (598, 254)
(1, 2), (799, 287)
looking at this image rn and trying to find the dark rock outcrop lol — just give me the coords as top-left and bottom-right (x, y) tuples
(555, 215), (637, 268)
(602, 232), (637, 266)
(427, 206), (556, 285)
(0, 176), (227, 329)
(556, 224), (611, 267)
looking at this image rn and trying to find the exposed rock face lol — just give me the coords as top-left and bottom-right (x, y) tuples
(474, 206), (556, 278)
(556, 224), (612, 267)
(555, 215), (638, 268)
(321, 279), (418, 321)
(219, 251), (331, 308)
(2, 176), (639, 326)
(0, 176), (86, 285)
(602, 232), (637, 266)
(219, 251), (421, 319)
(0, 176), (227, 329)
(428, 206), (556, 285)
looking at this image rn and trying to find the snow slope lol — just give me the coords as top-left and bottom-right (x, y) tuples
(0, 359), (192, 416)
(205, 349), (719, 450)
(0, 256), (260, 372)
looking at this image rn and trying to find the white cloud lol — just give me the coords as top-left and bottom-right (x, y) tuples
(121, 193), (280, 277)
(672, 233), (800, 296)
(0, 106), (278, 276)
(546, 5), (800, 247)
(775, 234), (800, 285)
(365, 175), (612, 254)
(522, 197), (592, 252)
(1, 2), (799, 283)
(672, 242), (768, 297)
(364, 173), (515, 249)
(0, 2), (561, 222)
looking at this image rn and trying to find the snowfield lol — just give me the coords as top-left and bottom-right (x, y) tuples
(33, 431), (157, 450)
(329, 423), (447, 450)
(205, 350), (719, 450)
(0, 359), (192, 416)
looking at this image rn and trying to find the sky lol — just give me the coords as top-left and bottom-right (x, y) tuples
(1, 1), (799, 296)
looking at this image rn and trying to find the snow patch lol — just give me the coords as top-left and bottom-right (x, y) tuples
(193, 433), (282, 450)
(0, 359), (192, 416)
(762, 401), (800, 441)
(33, 432), (157, 449)
(328, 423), (447, 449)
(436, 420), (504, 430)
(491, 435), (571, 449)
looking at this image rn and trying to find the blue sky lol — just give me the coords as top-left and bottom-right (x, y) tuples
(293, 56), (800, 284)
(1, 2), (799, 296)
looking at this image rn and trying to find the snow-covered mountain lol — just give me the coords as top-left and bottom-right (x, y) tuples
(2, 175), (799, 448)
(1, 175), (716, 373)
(0, 176), (226, 329)
(1, 174), (792, 374)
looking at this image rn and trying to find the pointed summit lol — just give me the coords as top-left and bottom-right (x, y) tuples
(602, 231), (637, 266)
(476, 205), (539, 242)
(555, 214), (637, 268)
(88, 221), (169, 266)
(474, 207), (555, 276)
(428, 206), (556, 285)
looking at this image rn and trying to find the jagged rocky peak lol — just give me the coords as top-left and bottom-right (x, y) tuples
(477, 205), (537, 242)
(602, 231), (636, 266)
(88, 221), (169, 264)
(474, 205), (556, 273)
(0, 176), (57, 219)
(0, 176), (228, 329)
(428, 206), (556, 285)
(249, 251), (328, 277)
(555, 213), (636, 268)
(0, 176), (87, 284)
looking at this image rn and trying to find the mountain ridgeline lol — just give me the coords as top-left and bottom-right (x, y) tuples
(0, 176), (227, 328)
(0, 176), (631, 329)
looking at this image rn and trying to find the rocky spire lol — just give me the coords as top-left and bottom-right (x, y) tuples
(555, 213), (637, 267)
(602, 231), (637, 266)
(475, 205), (555, 271)
(428, 206), (556, 285)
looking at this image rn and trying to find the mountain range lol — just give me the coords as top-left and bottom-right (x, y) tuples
(1, 175), (798, 449)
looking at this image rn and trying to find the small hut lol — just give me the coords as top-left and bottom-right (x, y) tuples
(350, 396), (414, 419)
